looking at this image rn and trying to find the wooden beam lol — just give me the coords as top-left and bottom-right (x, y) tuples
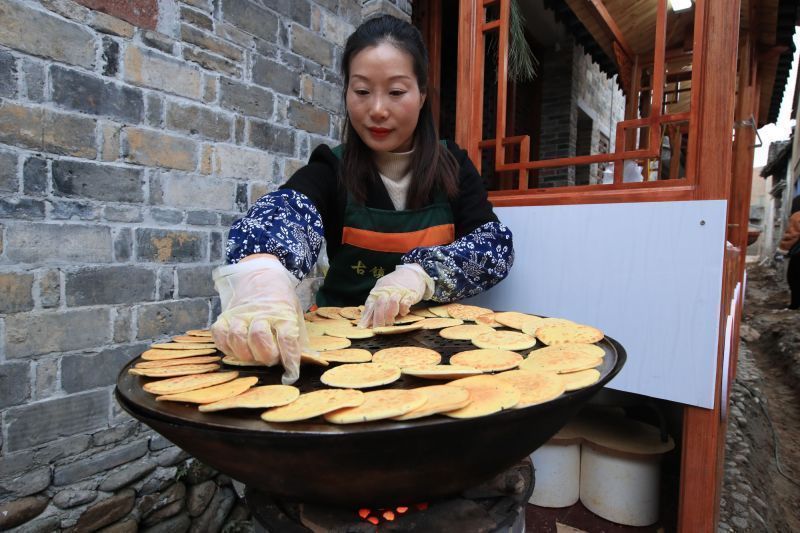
(758, 45), (789, 64)
(455, 0), (483, 167)
(586, 0), (634, 60)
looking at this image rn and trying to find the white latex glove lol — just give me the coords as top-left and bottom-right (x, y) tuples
(211, 257), (309, 385)
(359, 263), (434, 328)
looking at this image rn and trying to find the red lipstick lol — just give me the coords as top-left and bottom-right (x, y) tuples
(368, 127), (391, 138)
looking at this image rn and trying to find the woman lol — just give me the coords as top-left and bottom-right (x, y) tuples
(777, 195), (800, 310)
(212, 15), (514, 383)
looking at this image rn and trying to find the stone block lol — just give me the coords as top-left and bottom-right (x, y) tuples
(0, 495), (49, 530)
(33, 433), (91, 465)
(0, 101), (41, 152)
(141, 511), (190, 533)
(105, 205), (142, 223)
(123, 127), (198, 171)
(53, 489), (98, 510)
(180, 6), (212, 30)
(5, 390), (109, 451)
(219, 79), (273, 119)
(247, 119), (296, 155)
(66, 266), (156, 306)
(38, 269), (61, 308)
(114, 227), (133, 262)
(91, 11), (135, 37)
(0, 360), (31, 408)
(153, 172), (236, 211)
(0, 149), (17, 193)
(180, 24), (242, 61)
(0, 1), (95, 68)
(43, 108), (98, 158)
(301, 75), (342, 113)
(149, 435), (174, 451)
(61, 345), (139, 393)
(113, 307), (133, 342)
(288, 99), (329, 135)
(52, 160), (145, 203)
(141, 30), (175, 54)
(145, 93), (164, 127)
(21, 59), (46, 102)
(99, 458), (157, 492)
(157, 267), (175, 300)
(165, 102), (232, 141)
(0, 272), (34, 314)
(186, 480), (216, 517)
(291, 24), (333, 67)
(22, 156), (47, 196)
(177, 266), (215, 297)
(100, 517), (138, 532)
(183, 47), (240, 77)
(210, 231), (224, 261)
(154, 447), (189, 467)
(252, 56), (298, 96)
(0, 49), (16, 97)
(140, 482), (186, 525)
(0, 465), (50, 498)
(33, 357), (59, 399)
(186, 210), (218, 225)
(72, 488), (136, 532)
(4, 307), (111, 359)
(74, 0), (158, 29)
(136, 299), (210, 339)
(264, 0), (311, 26)
(53, 440), (148, 486)
(190, 485), (235, 533)
(5, 222), (113, 264)
(139, 466), (178, 495)
(321, 11), (354, 47)
(202, 75), (217, 104)
(136, 228), (206, 263)
(123, 47), (203, 101)
(215, 22), (254, 49)
(235, 183), (247, 211)
(0, 198), (46, 220)
(52, 66), (143, 123)
(149, 207), (184, 225)
(221, 0), (279, 43)
(50, 199), (101, 221)
(214, 144), (273, 180)
(101, 36), (120, 76)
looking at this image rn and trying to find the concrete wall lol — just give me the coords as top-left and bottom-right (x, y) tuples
(0, 0), (409, 530)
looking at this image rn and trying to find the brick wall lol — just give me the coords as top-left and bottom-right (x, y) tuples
(0, 0), (410, 530)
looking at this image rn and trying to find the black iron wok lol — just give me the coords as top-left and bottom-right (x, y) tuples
(115, 326), (625, 506)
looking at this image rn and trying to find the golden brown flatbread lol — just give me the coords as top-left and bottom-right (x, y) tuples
(198, 385), (300, 412)
(449, 349), (524, 372)
(372, 347), (441, 368)
(339, 306), (364, 320)
(371, 323), (423, 335)
(493, 311), (541, 331)
(530, 343), (605, 359)
(308, 336), (352, 351)
(427, 305), (452, 318)
(129, 363), (220, 377)
(186, 329), (213, 337)
(439, 324), (495, 340)
(260, 389), (365, 422)
(172, 335), (216, 343)
(324, 389), (428, 424)
(156, 376), (259, 404)
(323, 323), (375, 339)
(520, 347), (603, 373)
(142, 371), (239, 395)
(315, 306), (345, 319)
(443, 375), (520, 418)
(446, 304), (494, 322)
(471, 330), (537, 351)
(535, 324), (604, 345)
(402, 364), (484, 379)
(392, 385), (471, 420)
(474, 313), (501, 327)
(560, 369), (602, 391)
(134, 356), (221, 369)
(150, 342), (217, 350)
(495, 370), (565, 407)
(318, 348), (373, 363)
(320, 363), (401, 389)
(410, 307), (437, 318)
(141, 348), (218, 361)
(418, 317), (464, 330)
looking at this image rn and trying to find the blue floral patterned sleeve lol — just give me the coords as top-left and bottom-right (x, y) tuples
(403, 221), (514, 302)
(226, 190), (324, 280)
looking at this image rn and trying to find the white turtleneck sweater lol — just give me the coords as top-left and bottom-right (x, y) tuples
(374, 148), (414, 211)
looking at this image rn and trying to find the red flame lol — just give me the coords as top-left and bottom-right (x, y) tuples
(356, 503), (428, 526)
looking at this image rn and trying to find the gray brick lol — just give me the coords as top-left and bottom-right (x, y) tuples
(123, 127), (198, 171)
(180, 24), (243, 62)
(0, 149), (17, 193)
(101, 36), (120, 77)
(219, 79), (274, 119)
(5, 222), (113, 264)
(149, 207), (184, 225)
(105, 205), (143, 223)
(177, 266), (215, 297)
(186, 210), (218, 225)
(211, 231), (224, 261)
(0, 197), (45, 220)
(0, 452), (33, 479)
(22, 156), (47, 196)
(252, 55), (298, 96)
(0, 465), (50, 499)
(39, 269), (60, 308)
(145, 93), (164, 127)
(0, 361), (31, 409)
(0, 272), (34, 313)
(221, 0), (279, 43)
(247, 119), (296, 155)
(123, 47), (202, 101)
(114, 227), (133, 262)
(181, 6), (213, 30)
(166, 102), (232, 141)
(33, 357), (59, 399)
(136, 299), (210, 339)
(5, 390), (109, 451)
(148, 434), (174, 452)
(99, 458), (156, 492)
(61, 345), (137, 393)
(0, 102), (96, 159)
(92, 420), (138, 447)
(288, 99), (329, 135)
(52, 66), (144, 123)
(0, 49), (16, 97)
(52, 160), (145, 203)
(260, 0), (311, 27)
(4, 307), (111, 359)
(53, 489), (98, 510)
(141, 30), (175, 54)
(53, 440), (147, 485)
(66, 266), (156, 306)
(34, 433), (91, 465)
(157, 267), (175, 300)
(136, 228), (207, 263)
(49, 199), (101, 221)
(152, 172), (236, 211)
(113, 307), (133, 343)
(0, 1), (95, 68)
(183, 47), (241, 77)
(291, 24), (333, 67)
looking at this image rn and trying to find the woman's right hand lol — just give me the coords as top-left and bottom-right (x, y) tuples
(211, 256), (309, 385)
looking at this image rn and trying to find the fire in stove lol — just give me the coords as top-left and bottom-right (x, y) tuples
(356, 502), (428, 525)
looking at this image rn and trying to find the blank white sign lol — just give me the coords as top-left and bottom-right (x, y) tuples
(468, 200), (727, 409)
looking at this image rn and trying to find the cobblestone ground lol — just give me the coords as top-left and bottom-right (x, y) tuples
(718, 264), (800, 532)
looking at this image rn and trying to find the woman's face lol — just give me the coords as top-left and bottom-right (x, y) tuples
(346, 42), (426, 153)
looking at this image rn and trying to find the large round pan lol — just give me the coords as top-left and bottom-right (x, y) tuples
(116, 327), (625, 506)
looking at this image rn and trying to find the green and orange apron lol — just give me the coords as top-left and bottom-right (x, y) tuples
(316, 146), (455, 307)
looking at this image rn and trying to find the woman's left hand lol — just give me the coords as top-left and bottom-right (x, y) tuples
(359, 264), (433, 328)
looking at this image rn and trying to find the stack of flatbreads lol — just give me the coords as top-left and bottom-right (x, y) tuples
(128, 305), (609, 424)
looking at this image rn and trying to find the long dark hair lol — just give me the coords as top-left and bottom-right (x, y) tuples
(340, 15), (459, 208)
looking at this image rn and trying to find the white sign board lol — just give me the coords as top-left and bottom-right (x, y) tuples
(469, 200), (727, 408)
